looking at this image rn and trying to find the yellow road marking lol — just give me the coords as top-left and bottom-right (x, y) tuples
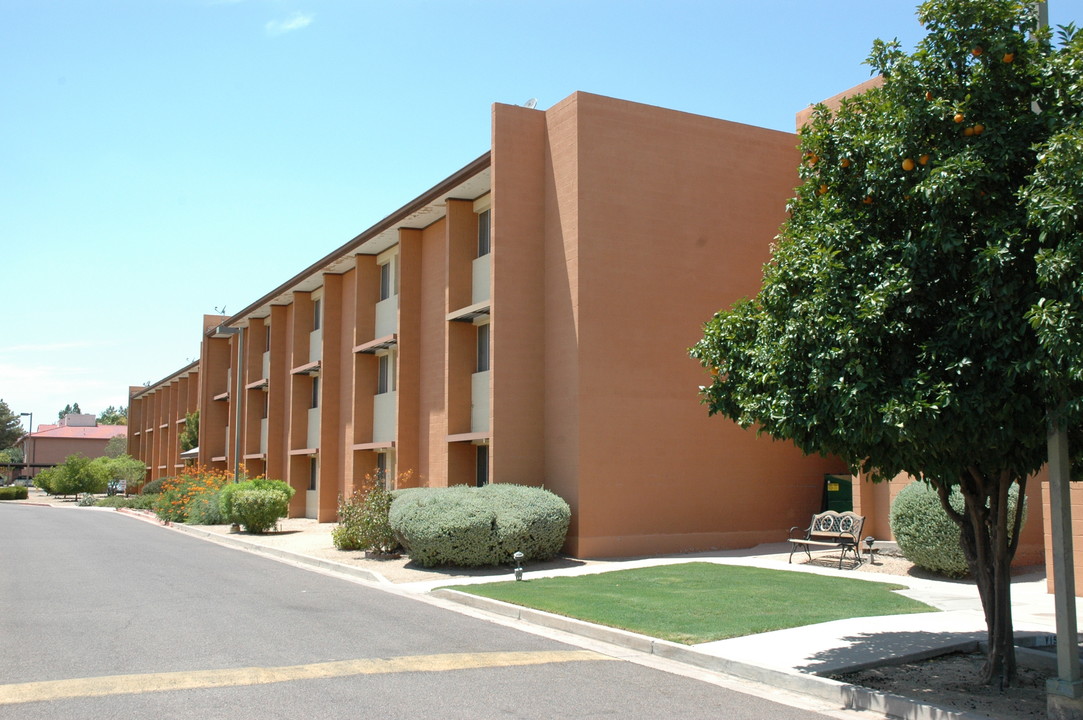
(0, 650), (612, 705)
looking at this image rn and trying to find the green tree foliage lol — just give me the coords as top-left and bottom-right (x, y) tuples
(691, 0), (1081, 686)
(97, 406), (128, 425)
(0, 447), (24, 465)
(102, 435), (127, 459)
(34, 454), (109, 496)
(58, 403), (82, 421)
(179, 411), (199, 453)
(99, 454), (147, 494)
(0, 399), (25, 450)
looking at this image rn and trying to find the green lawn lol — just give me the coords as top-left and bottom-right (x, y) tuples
(447, 562), (936, 644)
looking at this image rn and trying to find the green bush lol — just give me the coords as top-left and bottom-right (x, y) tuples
(186, 491), (225, 525)
(140, 476), (169, 495)
(219, 478), (295, 526)
(231, 488), (289, 533)
(890, 481), (1026, 578)
(0, 486), (28, 500)
(389, 484), (571, 568)
(33, 455), (108, 497)
(94, 494), (157, 509)
(333, 479), (397, 553)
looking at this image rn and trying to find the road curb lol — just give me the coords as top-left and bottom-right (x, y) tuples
(430, 588), (996, 720)
(119, 511), (390, 585)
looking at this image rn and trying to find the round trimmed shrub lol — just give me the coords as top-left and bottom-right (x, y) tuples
(232, 488), (290, 534)
(889, 481), (1026, 578)
(389, 484), (570, 567)
(219, 479), (295, 526)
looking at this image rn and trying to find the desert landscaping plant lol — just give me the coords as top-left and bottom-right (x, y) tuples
(390, 484), (570, 567)
(33, 454), (109, 497)
(219, 477), (295, 527)
(0, 486), (28, 500)
(891, 482), (1025, 578)
(332, 471), (401, 554)
(230, 488), (290, 533)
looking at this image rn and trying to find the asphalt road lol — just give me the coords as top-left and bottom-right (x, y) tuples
(0, 504), (842, 719)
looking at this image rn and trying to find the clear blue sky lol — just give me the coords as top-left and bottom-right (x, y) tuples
(4, 0), (1081, 430)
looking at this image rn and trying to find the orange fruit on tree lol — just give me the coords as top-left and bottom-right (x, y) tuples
(925, 90), (933, 101)
(902, 158), (916, 171)
(972, 46), (983, 57)
(919, 154), (930, 165)
(840, 157), (851, 168)
(963, 126), (975, 136)
(954, 113), (965, 123)
(818, 184), (828, 195)
(863, 195), (874, 205)
(1003, 52), (1015, 63)
(973, 123), (985, 135)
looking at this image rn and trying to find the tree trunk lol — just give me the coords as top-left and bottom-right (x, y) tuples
(936, 469), (1026, 686)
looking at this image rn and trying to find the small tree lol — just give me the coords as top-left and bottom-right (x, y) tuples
(35, 454), (109, 497)
(0, 399), (24, 450)
(101, 454), (147, 495)
(179, 411), (199, 453)
(691, 0), (1081, 685)
(97, 406), (128, 426)
(102, 435), (127, 459)
(57, 403), (82, 421)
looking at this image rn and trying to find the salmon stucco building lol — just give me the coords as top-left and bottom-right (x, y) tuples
(18, 414), (127, 478)
(129, 91), (852, 558)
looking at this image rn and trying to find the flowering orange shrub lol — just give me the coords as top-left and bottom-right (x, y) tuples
(154, 464), (264, 523)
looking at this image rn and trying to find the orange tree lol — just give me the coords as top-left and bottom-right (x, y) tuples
(691, 0), (1081, 686)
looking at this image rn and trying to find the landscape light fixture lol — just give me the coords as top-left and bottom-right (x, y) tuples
(513, 551), (525, 581)
(864, 536), (875, 565)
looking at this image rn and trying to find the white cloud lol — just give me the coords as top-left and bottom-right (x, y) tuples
(266, 12), (313, 36)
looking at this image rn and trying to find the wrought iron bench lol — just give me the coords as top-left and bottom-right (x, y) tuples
(788, 510), (865, 569)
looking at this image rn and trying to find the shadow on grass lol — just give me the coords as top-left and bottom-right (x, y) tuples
(400, 555), (587, 579)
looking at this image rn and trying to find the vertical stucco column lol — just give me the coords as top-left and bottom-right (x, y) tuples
(490, 101), (548, 489)
(266, 304), (291, 484)
(317, 273), (345, 522)
(397, 228), (423, 481)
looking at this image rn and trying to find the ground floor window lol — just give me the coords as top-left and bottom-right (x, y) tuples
(475, 444), (488, 487)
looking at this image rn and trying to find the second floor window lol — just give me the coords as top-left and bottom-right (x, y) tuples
(311, 377), (320, 409)
(477, 210), (491, 257)
(476, 323), (490, 373)
(377, 354), (396, 394)
(312, 298), (322, 331)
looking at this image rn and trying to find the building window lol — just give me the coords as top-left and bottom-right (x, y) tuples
(312, 298), (322, 331)
(311, 377), (319, 409)
(264, 324), (271, 352)
(379, 261), (391, 301)
(378, 253), (399, 302)
(476, 444), (489, 487)
(261, 393), (269, 419)
(309, 457), (318, 491)
(477, 209), (491, 257)
(476, 322), (490, 373)
(376, 453), (388, 487)
(377, 351), (396, 395)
